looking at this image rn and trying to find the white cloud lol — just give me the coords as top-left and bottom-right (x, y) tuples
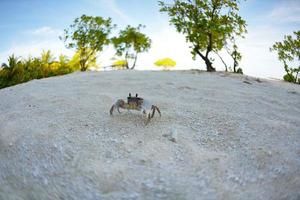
(86, 0), (133, 24)
(0, 27), (72, 63)
(24, 26), (63, 37)
(268, 0), (300, 23)
(238, 26), (286, 79)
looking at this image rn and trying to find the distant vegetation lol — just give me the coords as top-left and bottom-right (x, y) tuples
(0, 1), (299, 89)
(0, 51), (79, 89)
(159, 0), (247, 72)
(271, 31), (300, 84)
(0, 14), (153, 89)
(60, 15), (115, 71)
(154, 58), (176, 70)
(112, 25), (151, 69)
(61, 15), (151, 71)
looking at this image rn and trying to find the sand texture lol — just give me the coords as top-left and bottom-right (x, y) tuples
(0, 70), (299, 200)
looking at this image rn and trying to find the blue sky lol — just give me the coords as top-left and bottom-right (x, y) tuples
(0, 0), (299, 78)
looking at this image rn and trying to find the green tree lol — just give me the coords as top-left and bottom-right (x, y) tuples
(270, 31), (300, 84)
(1, 54), (22, 81)
(159, 0), (247, 72)
(1, 55), (26, 87)
(225, 38), (242, 73)
(41, 50), (55, 64)
(0, 52), (80, 89)
(60, 15), (115, 71)
(112, 25), (151, 69)
(68, 49), (97, 71)
(1, 54), (21, 70)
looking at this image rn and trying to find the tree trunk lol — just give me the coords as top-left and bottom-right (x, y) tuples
(79, 48), (88, 71)
(130, 53), (138, 70)
(215, 52), (228, 72)
(80, 59), (87, 71)
(295, 71), (299, 84)
(125, 60), (129, 69)
(196, 49), (216, 72)
(125, 51), (129, 69)
(233, 60), (237, 73)
(204, 56), (215, 72)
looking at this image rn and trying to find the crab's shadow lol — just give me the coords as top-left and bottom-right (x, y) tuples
(110, 111), (146, 123)
(110, 110), (162, 126)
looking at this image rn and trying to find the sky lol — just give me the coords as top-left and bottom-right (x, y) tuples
(0, 0), (299, 79)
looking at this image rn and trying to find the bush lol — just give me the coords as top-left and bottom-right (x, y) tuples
(270, 31), (300, 84)
(283, 74), (296, 83)
(236, 67), (243, 74)
(154, 58), (176, 70)
(0, 51), (79, 89)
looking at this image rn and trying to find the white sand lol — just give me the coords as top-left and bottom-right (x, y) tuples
(0, 70), (299, 200)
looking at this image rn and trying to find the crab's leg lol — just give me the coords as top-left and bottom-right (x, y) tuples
(151, 105), (156, 118)
(145, 112), (151, 125)
(110, 105), (115, 115)
(154, 106), (161, 117)
(117, 106), (121, 113)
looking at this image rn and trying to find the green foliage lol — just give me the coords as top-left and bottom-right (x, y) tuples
(0, 51), (78, 89)
(236, 67), (243, 74)
(61, 15), (115, 71)
(283, 74), (295, 83)
(41, 50), (55, 64)
(227, 42), (242, 73)
(112, 25), (151, 69)
(68, 49), (98, 71)
(270, 31), (300, 84)
(154, 58), (176, 70)
(159, 0), (247, 71)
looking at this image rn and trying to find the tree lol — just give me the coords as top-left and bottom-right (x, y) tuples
(215, 36), (243, 73)
(68, 49), (97, 71)
(1, 54), (21, 69)
(154, 58), (176, 70)
(226, 37), (242, 73)
(159, 0), (247, 71)
(60, 15), (115, 71)
(270, 31), (300, 84)
(112, 25), (151, 69)
(1, 54), (22, 81)
(41, 50), (55, 64)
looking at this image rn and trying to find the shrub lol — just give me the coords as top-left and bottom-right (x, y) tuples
(0, 51), (78, 89)
(154, 58), (176, 70)
(236, 67), (243, 74)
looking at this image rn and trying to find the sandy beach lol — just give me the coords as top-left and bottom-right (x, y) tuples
(0, 70), (299, 200)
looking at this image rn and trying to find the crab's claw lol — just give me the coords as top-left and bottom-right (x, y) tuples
(110, 99), (125, 115)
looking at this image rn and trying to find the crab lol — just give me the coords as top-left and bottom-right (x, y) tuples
(110, 93), (161, 125)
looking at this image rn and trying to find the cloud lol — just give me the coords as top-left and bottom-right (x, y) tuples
(86, 0), (133, 24)
(268, 0), (300, 23)
(24, 26), (63, 37)
(0, 27), (72, 63)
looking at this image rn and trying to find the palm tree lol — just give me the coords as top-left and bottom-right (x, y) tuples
(41, 50), (55, 64)
(1, 54), (21, 69)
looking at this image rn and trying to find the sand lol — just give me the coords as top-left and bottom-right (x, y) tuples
(0, 70), (299, 200)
